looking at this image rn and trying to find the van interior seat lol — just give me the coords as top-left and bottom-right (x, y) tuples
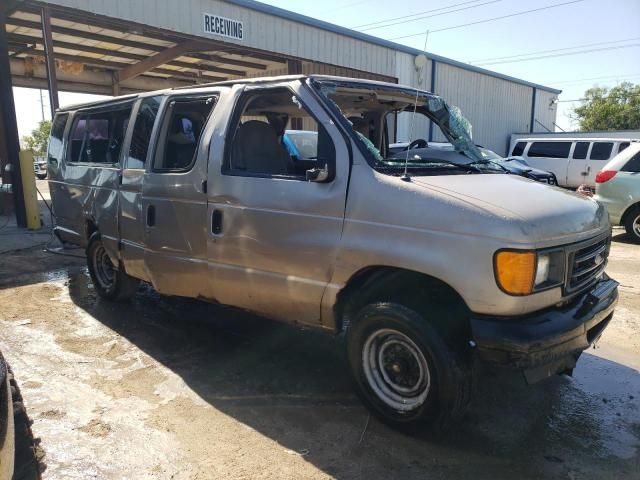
(231, 120), (291, 175)
(166, 114), (203, 169)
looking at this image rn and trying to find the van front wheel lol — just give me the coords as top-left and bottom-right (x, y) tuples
(87, 233), (139, 301)
(346, 303), (471, 430)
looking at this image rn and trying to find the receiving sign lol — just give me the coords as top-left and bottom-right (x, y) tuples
(203, 13), (244, 41)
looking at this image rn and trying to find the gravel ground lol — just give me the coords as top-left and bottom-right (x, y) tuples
(0, 181), (638, 479)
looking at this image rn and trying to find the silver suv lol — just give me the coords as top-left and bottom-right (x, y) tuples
(594, 142), (640, 243)
(47, 76), (618, 429)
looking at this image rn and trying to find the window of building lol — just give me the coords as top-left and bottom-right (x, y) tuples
(573, 141), (589, 159)
(621, 151), (640, 172)
(68, 104), (133, 164)
(224, 88), (335, 180)
(48, 113), (68, 164)
(153, 96), (216, 171)
(511, 141), (526, 156)
(127, 96), (162, 169)
(527, 141), (571, 158)
(590, 142), (613, 160)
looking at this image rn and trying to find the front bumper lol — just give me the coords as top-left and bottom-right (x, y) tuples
(470, 277), (618, 382)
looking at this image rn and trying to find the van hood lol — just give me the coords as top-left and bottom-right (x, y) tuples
(409, 174), (609, 245)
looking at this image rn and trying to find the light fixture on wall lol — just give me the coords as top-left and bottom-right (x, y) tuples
(414, 54), (427, 86)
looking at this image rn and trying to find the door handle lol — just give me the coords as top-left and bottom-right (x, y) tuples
(146, 205), (156, 227)
(212, 209), (223, 235)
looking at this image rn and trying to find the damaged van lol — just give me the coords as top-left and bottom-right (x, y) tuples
(48, 75), (618, 428)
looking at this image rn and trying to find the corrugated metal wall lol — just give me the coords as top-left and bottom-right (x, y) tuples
(533, 90), (559, 133)
(393, 52), (432, 143)
(42, 0), (557, 153)
(44, 0), (397, 76)
(432, 63), (533, 155)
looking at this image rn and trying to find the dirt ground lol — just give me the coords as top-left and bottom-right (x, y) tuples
(0, 181), (638, 479)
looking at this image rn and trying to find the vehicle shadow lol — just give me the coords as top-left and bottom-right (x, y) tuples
(66, 270), (640, 479)
(611, 232), (639, 245)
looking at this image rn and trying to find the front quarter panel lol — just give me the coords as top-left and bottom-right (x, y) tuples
(325, 166), (588, 325)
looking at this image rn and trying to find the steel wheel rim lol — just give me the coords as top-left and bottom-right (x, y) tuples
(93, 244), (115, 290)
(362, 328), (431, 412)
(633, 214), (640, 237)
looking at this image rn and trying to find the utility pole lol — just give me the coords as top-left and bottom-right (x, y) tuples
(39, 89), (45, 121)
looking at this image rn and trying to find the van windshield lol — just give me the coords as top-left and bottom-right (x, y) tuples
(310, 79), (496, 176)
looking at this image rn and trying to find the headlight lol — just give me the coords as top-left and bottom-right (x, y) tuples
(495, 250), (565, 296)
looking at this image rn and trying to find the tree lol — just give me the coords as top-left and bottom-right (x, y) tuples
(571, 82), (640, 131)
(21, 120), (52, 156)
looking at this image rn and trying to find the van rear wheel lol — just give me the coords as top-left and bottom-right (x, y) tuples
(86, 233), (139, 301)
(624, 206), (640, 243)
(346, 302), (471, 430)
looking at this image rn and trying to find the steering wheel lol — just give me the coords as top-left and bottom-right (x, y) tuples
(407, 139), (427, 150)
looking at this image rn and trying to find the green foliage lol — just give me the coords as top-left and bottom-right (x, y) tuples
(21, 120), (52, 156)
(572, 82), (640, 131)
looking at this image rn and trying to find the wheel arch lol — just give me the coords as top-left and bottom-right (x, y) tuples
(334, 266), (471, 341)
(620, 201), (640, 226)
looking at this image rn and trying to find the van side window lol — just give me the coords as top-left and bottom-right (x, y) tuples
(528, 141), (571, 158)
(224, 88), (335, 180)
(48, 113), (68, 164)
(68, 105), (132, 164)
(617, 142), (630, 154)
(511, 141), (526, 156)
(573, 141), (589, 159)
(127, 96), (162, 169)
(590, 142), (613, 160)
(153, 96), (216, 171)
(621, 151), (640, 172)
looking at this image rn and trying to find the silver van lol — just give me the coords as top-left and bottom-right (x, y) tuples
(48, 75), (618, 429)
(509, 137), (633, 188)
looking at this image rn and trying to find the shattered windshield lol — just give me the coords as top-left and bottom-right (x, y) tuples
(311, 79), (490, 176)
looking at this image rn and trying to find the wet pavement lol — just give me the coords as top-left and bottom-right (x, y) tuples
(0, 213), (638, 478)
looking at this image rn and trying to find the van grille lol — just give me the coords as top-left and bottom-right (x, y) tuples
(566, 235), (610, 294)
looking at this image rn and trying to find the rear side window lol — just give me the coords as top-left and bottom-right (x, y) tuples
(622, 151), (640, 172)
(527, 141), (571, 158)
(573, 141), (589, 159)
(618, 142), (630, 153)
(153, 96), (216, 171)
(590, 142), (613, 160)
(68, 105), (133, 164)
(48, 113), (68, 164)
(511, 141), (526, 156)
(127, 96), (162, 169)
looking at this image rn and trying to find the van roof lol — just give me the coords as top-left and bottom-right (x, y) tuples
(56, 75), (433, 112)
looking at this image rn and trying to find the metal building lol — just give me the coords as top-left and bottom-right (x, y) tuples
(1, 0), (561, 223)
(4, 0), (561, 145)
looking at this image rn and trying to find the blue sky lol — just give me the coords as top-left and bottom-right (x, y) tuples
(14, 0), (640, 139)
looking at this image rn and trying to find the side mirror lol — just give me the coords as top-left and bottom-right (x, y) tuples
(306, 163), (330, 182)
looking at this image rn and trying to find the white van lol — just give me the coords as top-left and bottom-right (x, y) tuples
(509, 138), (634, 188)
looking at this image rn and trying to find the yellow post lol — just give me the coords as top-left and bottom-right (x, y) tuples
(18, 150), (40, 230)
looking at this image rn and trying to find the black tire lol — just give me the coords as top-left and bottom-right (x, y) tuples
(86, 233), (139, 301)
(346, 302), (472, 431)
(9, 368), (45, 480)
(623, 206), (640, 243)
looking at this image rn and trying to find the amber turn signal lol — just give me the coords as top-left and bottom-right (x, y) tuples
(494, 251), (536, 295)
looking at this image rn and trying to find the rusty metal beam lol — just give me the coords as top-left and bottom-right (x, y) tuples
(9, 46), (228, 83)
(7, 32), (243, 76)
(41, 6), (59, 114)
(3, 0), (22, 16)
(6, 17), (287, 66)
(115, 40), (207, 83)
